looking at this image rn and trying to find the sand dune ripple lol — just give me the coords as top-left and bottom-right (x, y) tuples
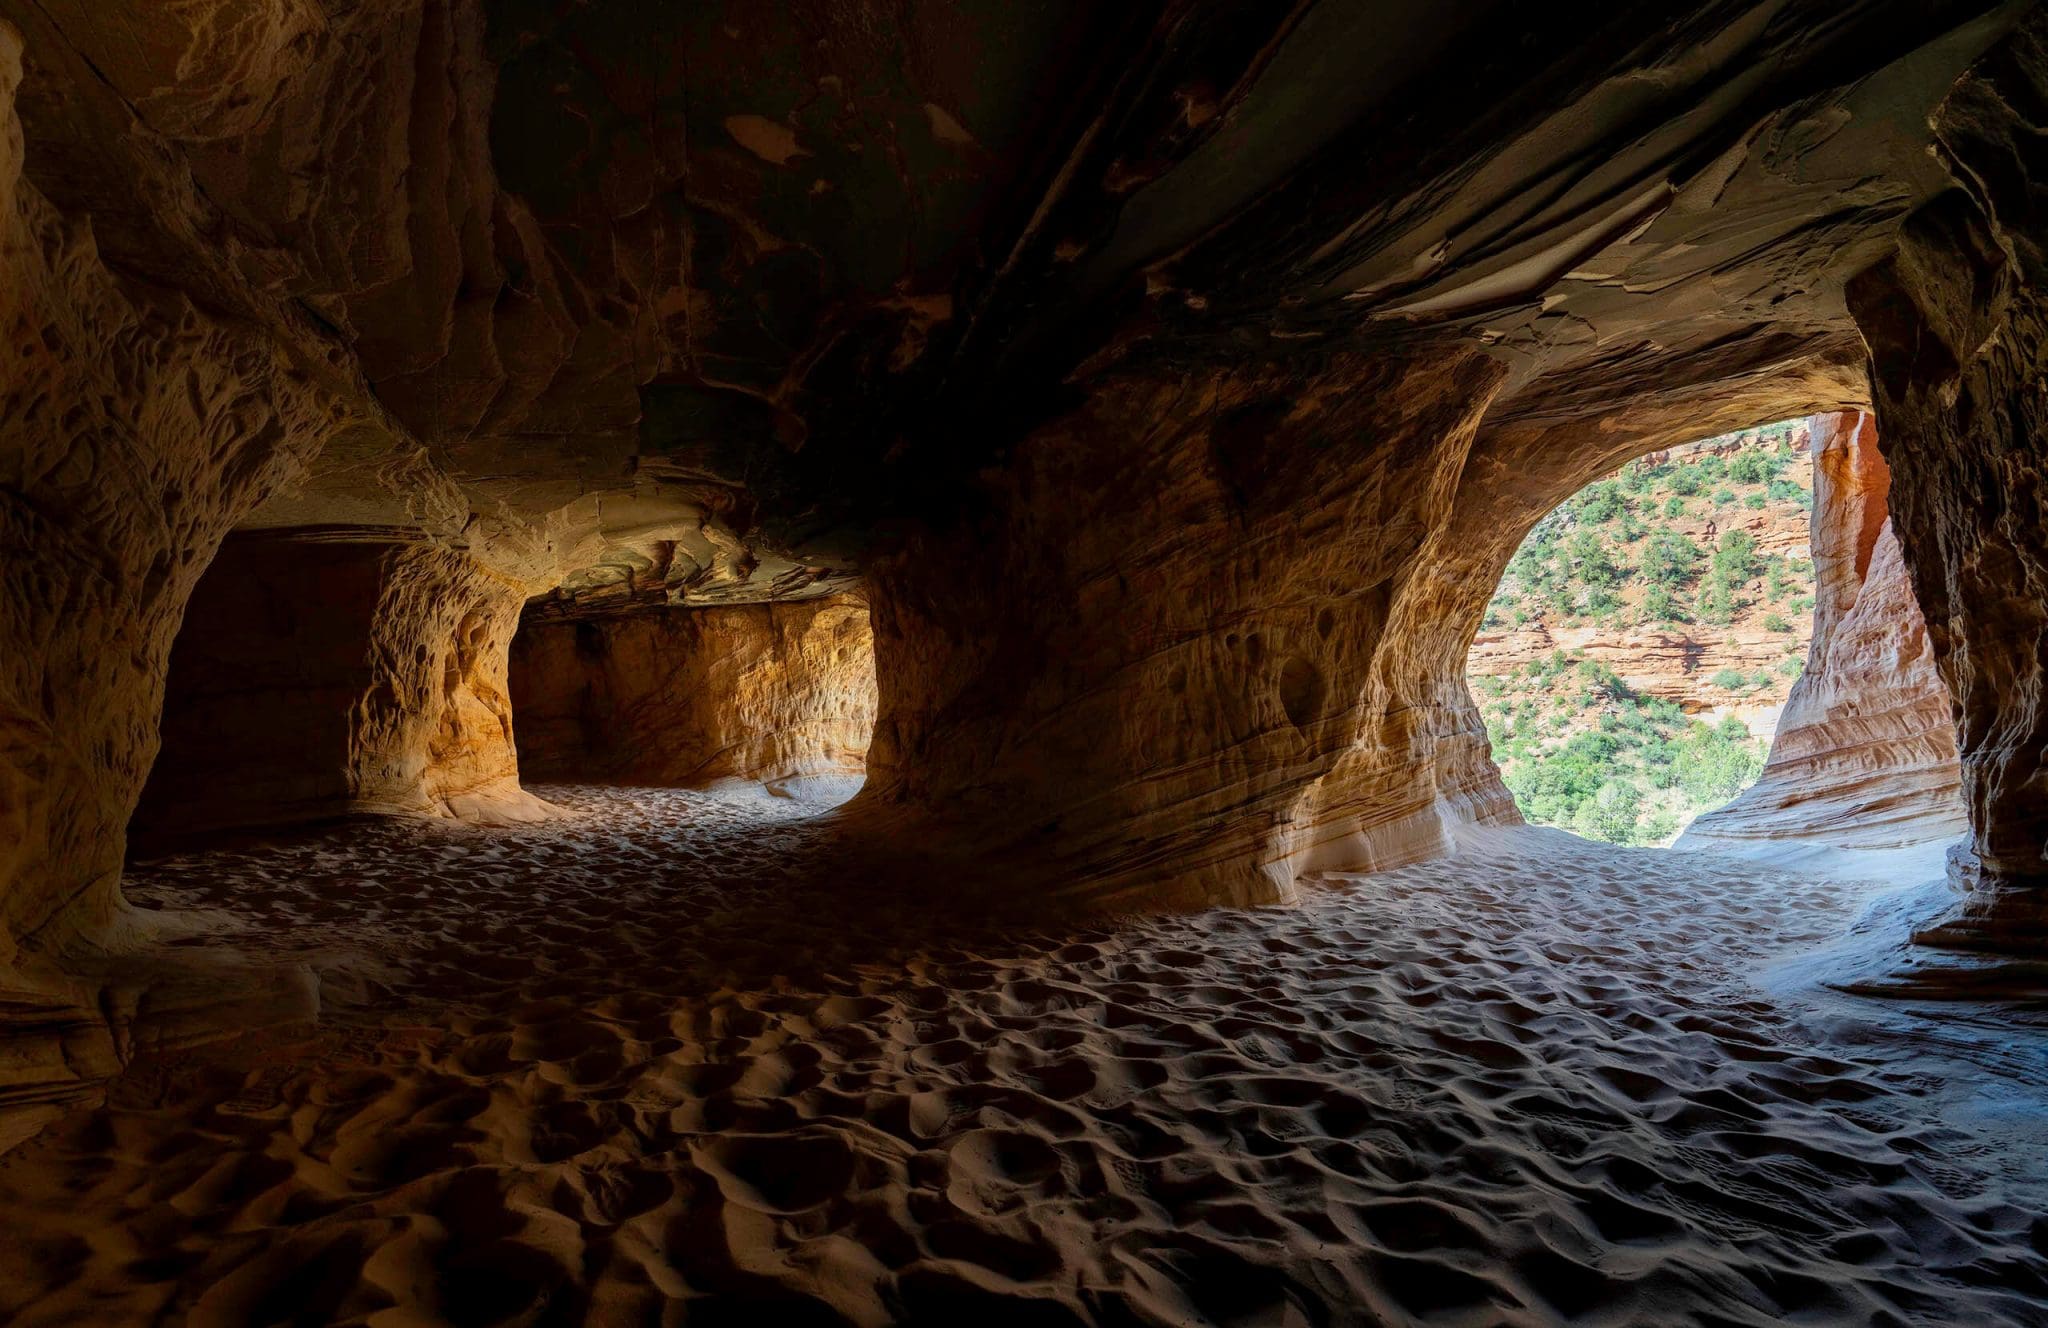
(1, 787), (2044, 1325)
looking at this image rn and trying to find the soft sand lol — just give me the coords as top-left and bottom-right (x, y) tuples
(2, 787), (2045, 1325)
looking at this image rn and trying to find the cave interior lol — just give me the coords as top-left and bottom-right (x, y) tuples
(5, 2), (2048, 1324)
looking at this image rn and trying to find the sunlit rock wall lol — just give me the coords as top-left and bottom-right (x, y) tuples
(510, 596), (874, 791)
(1678, 412), (1965, 857)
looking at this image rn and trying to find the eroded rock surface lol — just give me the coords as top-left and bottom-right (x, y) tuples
(135, 532), (555, 843)
(1680, 412), (1967, 858)
(850, 349), (1527, 909)
(511, 595), (874, 791)
(0, 0), (2043, 994)
(1847, 13), (2048, 950)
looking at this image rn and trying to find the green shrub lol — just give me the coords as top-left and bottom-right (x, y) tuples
(1574, 481), (1625, 524)
(1697, 578), (1735, 625)
(1712, 529), (1760, 584)
(1712, 487), (1738, 507)
(1763, 612), (1791, 632)
(1710, 668), (1747, 690)
(1640, 531), (1701, 587)
(1663, 496), (1687, 518)
(1728, 450), (1774, 485)
(1567, 529), (1624, 586)
(1744, 492), (1766, 510)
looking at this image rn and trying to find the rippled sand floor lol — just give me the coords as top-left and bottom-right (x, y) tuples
(2, 786), (2046, 1326)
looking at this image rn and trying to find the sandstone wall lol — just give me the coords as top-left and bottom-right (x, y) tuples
(509, 597), (874, 791)
(850, 349), (1523, 911)
(1846, 12), (2048, 947)
(1678, 412), (1966, 855)
(134, 532), (553, 843)
(0, 25), (379, 966)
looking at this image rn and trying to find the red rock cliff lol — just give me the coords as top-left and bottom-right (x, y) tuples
(1678, 413), (1966, 856)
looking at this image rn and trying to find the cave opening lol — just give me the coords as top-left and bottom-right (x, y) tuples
(506, 591), (878, 810)
(1463, 410), (1966, 876)
(1468, 419), (1818, 845)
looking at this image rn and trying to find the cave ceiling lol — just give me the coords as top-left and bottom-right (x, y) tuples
(0, 0), (2029, 606)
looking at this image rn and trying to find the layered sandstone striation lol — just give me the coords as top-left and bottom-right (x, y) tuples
(1679, 412), (1966, 857)
(511, 596), (875, 792)
(1846, 12), (2048, 949)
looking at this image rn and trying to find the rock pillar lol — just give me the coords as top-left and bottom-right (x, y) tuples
(1847, 12), (2048, 949)
(851, 348), (1514, 910)
(1677, 412), (1966, 858)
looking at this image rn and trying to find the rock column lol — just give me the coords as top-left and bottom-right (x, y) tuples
(1677, 412), (1966, 858)
(1847, 13), (2048, 948)
(851, 347), (1515, 910)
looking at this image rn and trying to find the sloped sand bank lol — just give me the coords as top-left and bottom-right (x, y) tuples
(2, 788), (2044, 1325)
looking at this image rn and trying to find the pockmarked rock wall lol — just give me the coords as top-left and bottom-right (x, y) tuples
(510, 596), (874, 791)
(0, 24), (384, 968)
(1678, 412), (1966, 856)
(135, 532), (555, 843)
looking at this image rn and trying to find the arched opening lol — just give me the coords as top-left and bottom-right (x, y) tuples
(1465, 411), (1965, 876)
(1470, 421), (1817, 844)
(506, 592), (877, 808)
